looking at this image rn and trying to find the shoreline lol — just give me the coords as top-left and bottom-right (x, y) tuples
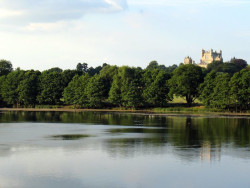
(0, 108), (249, 117)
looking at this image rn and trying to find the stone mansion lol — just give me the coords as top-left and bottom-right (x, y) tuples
(184, 49), (223, 68)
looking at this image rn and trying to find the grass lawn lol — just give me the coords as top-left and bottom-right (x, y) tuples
(170, 96), (201, 104)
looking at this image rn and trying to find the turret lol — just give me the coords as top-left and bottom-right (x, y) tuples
(201, 49), (205, 57)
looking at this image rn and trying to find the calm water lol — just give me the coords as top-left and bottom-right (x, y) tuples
(0, 111), (249, 188)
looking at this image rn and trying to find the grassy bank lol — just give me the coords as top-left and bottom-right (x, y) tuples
(0, 106), (249, 116)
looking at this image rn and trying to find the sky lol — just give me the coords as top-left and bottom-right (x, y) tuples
(0, 0), (249, 70)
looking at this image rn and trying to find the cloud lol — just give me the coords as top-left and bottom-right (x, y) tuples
(129, 0), (250, 6)
(0, 0), (127, 24)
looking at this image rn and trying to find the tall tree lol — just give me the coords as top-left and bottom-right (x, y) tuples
(17, 70), (41, 107)
(37, 71), (64, 105)
(108, 74), (122, 107)
(230, 58), (248, 69)
(168, 64), (204, 106)
(109, 66), (143, 108)
(146, 61), (160, 70)
(0, 76), (6, 106)
(86, 74), (106, 108)
(76, 63), (88, 73)
(142, 69), (171, 107)
(199, 71), (217, 107)
(210, 73), (231, 109)
(63, 74), (91, 107)
(98, 65), (118, 100)
(0, 59), (13, 76)
(46, 67), (63, 73)
(229, 69), (250, 111)
(1, 70), (25, 107)
(207, 59), (247, 75)
(62, 69), (79, 87)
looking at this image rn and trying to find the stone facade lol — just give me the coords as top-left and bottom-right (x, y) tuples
(184, 49), (223, 68)
(199, 49), (223, 68)
(184, 56), (195, 65)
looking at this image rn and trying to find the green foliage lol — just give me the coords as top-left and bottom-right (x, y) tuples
(230, 58), (248, 69)
(0, 59), (248, 111)
(37, 71), (65, 105)
(86, 74), (106, 108)
(145, 61), (177, 74)
(62, 69), (79, 86)
(199, 71), (217, 106)
(142, 69), (171, 107)
(76, 62), (104, 76)
(165, 64), (178, 74)
(200, 69), (250, 111)
(146, 61), (160, 70)
(87, 66), (102, 76)
(0, 59), (13, 76)
(108, 74), (122, 107)
(46, 67), (63, 73)
(76, 63), (88, 73)
(229, 69), (250, 111)
(1, 70), (25, 106)
(210, 73), (232, 109)
(109, 66), (143, 108)
(0, 76), (6, 106)
(17, 70), (41, 107)
(207, 59), (247, 75)
(168, 64), (204, 106)
(63, 74), (90, 107)
(98, 65), (118, 99)
(207, 61), (223, 72)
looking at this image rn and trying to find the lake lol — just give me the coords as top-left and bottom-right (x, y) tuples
(0, 111), (249, 188)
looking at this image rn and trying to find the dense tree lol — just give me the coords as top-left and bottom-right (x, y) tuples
(76, 63), (88, 73)
(108, 74), (122, 107)
(168, 64), (204, 106)
(0, 59), (13, 76)
(1, 70), (25, 106)
(86, 74), (106, 108)
(62, 69), (79, 87)
(229, 69), (250, 111)
(109, 66), (143, 108)
(17, 70), (41, 107)
(37, 71), (64, 105)
(63, 74), (91, 107)
(165, 64), (178, 74)
(146, 61), (160, 70)
(0, 76), (6, 106)
(145, 61), (177, 73)
(0, 59), (248, 111)
(207, 61), (223, 73)
(142, 69), (171, 107)
(99, 65), (118, 99)
(199, 71), (217, 107)
(46, 67), (63, 73)
(87, 66), (102, 76)
(210, 73), (231, 109)
(207, 59), (247, 75)
(230, 58), (248, 69)
(63, 75), (79, 106)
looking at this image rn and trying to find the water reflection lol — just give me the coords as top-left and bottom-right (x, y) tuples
(0, 111), (249, 161)
(50, 134), (92, 140)
(0, 111), (250, 187)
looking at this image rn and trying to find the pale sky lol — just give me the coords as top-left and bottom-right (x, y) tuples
(0, 0), (249, 70)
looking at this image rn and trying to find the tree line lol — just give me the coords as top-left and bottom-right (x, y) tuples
(0, 59), (249, 111)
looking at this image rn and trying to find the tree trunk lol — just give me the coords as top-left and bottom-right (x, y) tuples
(186, 95), (193, 107)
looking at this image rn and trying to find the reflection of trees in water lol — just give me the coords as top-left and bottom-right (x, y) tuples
(0, 111), (249, 160)
(0, 145), (12, 157)
(103, 137), (169, 158)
